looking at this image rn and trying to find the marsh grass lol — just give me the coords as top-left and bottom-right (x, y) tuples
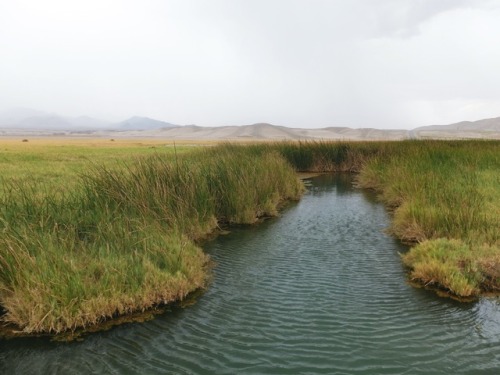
(0, 144), (303, 333)
(258, 140), (499, 298)
(1, 139), (498, 334)
(401, 239), (500, 297)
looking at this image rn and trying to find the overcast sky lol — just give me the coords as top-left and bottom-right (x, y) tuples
(1, 0), (500, 129)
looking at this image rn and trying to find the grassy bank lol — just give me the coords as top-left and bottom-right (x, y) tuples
(258, 140), (499, 298)
(0, 144), (303, 333)
(356, 141), (499, 297)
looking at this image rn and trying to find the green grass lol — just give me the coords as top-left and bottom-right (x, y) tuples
(356, 141), (499, 244)
(356, 141), (499, 298)
(0, 138), (193, 195)
(258, 140), (500, 298)
(1, 138), (498, 335)
(401, 239), (499, 297)
(0, 142), (303, 334)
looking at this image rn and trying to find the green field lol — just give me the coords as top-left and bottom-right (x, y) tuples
(0, 138), (196, 194)
(1, 138), (499, 335)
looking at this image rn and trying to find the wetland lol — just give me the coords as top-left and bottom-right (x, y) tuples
(1, 174), (499, 374)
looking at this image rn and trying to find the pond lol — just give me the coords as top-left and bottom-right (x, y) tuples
(1, 174), (499, 374)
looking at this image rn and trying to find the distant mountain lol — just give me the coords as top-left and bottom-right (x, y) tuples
(0, 108), (111, 130)
(412, 117), (500, 139)
(1, 107), (499, 140)
(12, 114), (111, 130)
(0, 108), (49, 127)
(115, 116), (179, 131)
(125, 123), (408, 141)
(70, 116), (111, 129)
(16, 114), (73, 129)
(0, 109), (178, 132)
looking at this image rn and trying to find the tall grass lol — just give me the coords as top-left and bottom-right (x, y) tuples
(244, 140), (384, 172)
(259, 140), (499, 298)
(0, 145), (303, 333)
(1, 139), (498, 334)
(356, 141), (499, 297)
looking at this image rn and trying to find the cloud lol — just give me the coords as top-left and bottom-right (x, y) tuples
(359, 0), (467, 38)
(0, 0), (499, 128)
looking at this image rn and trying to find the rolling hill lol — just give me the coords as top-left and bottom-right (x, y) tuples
(0, 108), (499, 140)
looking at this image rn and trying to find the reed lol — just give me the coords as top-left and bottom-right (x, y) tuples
(359, 141), (499, 298)
(240, 140), (397, 173)
(1, 139), (498, 334)
(259, 139), (499, 298)
(0, 145), (303, 333)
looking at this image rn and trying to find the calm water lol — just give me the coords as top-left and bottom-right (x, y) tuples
(1, 174), (499, 374)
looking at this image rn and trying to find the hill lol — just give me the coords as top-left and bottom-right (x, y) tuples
(1, 107), (499, 140)
(115, 116), (179, 131)
(412, 117), (500, 139)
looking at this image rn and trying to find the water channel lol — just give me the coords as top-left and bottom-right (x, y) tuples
(1, 174), (499, 374)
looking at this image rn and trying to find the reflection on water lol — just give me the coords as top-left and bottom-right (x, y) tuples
(1, 174), (499, 374)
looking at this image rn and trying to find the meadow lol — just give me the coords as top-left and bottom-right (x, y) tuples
(0, 138), (499, 335)
(0, 138), (196, 194)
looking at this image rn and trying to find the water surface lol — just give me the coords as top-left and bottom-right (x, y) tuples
(1, 174), (499, 374)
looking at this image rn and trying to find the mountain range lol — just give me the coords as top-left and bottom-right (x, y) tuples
(0, 108), (177, 131)
(0, 108), (499, 140)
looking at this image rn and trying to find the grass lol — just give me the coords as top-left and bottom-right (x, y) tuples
(401, 239), (499, 297)
(0, 141), (303, 334)
(258, 140), (499, 298)
(1, 138), (498, 334)
(357, 141), (499, 297)
(0, 138), (194, 195)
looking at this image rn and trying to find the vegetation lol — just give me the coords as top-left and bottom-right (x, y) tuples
(258, 140), (499, 298)
(355, 140), (499, 297)
(0, 138), (498, 335)
(0, 138), (194, 195)
(0, 142), (303, 333)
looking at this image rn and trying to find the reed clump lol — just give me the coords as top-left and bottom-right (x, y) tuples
(357, 141), (499, 298)
(0, 145), (303, 334)
(259, 139), (499, 298)
(401, 239), (499, 297)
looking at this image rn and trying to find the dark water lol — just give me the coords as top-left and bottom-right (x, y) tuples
(1, 174), (499, 374)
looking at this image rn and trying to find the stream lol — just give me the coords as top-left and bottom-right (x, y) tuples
(1, 174), (499, 374)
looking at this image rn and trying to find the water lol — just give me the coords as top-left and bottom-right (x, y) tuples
(1, 174), (499, 374)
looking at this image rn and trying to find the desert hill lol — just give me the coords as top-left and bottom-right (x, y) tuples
(0, 108), (499, 140)
(412, 117), (500, 139)
(106, 123), (408, 141)
(116, 116), (178, 131)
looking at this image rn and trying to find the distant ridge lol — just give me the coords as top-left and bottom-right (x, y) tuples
(0, 108), (110, 130)
(108, 123), (408, 141)
(0, 107), (499, 140)
(0, 108), (48, 125)
(412, 117), (500, 139)
(115, 116), (178, 131)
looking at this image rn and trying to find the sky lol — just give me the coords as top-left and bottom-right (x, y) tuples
(1, 0), (500, 129)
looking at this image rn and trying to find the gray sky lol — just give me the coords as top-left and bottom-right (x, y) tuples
(1, 0), (500, 129)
